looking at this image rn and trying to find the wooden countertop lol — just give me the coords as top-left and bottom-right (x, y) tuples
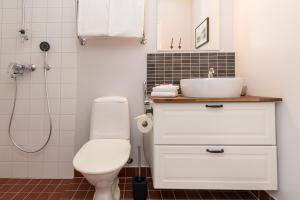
(150, 95), (283, 103)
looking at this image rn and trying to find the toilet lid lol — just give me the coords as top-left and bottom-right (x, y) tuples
(73, 139), (131, 174)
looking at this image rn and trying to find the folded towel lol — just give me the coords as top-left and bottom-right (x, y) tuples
(78, 0), (110, 37)
(152, 85), (179, 92)
(78, 0), (144, 37)
(151, 91), (178, 97)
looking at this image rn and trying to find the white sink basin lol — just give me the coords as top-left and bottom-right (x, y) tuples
(180, 78), (244, 98)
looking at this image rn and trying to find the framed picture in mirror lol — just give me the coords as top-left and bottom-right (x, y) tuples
(195, 17), (209, 49)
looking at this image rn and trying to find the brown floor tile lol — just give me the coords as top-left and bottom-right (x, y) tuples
(0, 173), (261, 200)
(85, 191), (94, 200)
(161, 190), (175, 199)
(198, 190), (215, 199)
(124, 190), (133, 200)
(36, 193), (52, 200)
(223, 191), (242, 199)
(260, 191), (271, 200)
(173, 190), (188, 199)
(0, 192), (17, 200)
(9, 184), (25, 192)
(185, 190), (201, 199)
(237, 191), (257, 199)
(23, 193), (39, 200)
(149, 190), (162, 199)
(12, 193), (28, 200)
(73, 191), (87, 200)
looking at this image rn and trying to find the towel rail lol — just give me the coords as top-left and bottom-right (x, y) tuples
(75, 0), (87, 45)
(75, 0), (146, 46)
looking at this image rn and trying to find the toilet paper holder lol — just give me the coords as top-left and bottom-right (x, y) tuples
(145, 108), (153, 115)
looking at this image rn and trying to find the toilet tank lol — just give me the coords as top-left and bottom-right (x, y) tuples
(90, 97), (130, 140)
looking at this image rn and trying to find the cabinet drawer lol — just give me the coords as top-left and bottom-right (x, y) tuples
(153, 103), (276, 145)
(153, 145), (277, 190)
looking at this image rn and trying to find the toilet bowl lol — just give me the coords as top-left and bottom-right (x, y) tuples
(73, 97), (131, 200)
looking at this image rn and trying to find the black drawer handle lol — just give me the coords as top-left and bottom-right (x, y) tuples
(206, 104), (223, 108)
(206, 149), (225, 154)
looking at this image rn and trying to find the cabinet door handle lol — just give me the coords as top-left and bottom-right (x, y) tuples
(206, 105), (223, 108)
(206, 149), (225, 154)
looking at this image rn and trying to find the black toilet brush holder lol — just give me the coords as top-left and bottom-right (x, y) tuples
(133, 146), (148, 200)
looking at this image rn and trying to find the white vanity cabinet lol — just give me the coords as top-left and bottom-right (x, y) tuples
(149, 98), (281, 191)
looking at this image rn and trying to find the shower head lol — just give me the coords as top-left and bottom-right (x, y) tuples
(40, 41), (50, 52)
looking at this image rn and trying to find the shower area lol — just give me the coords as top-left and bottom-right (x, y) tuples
(0, 0), (78, 178)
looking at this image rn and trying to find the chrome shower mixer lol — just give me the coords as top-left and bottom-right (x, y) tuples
(8, 62), (36, 78)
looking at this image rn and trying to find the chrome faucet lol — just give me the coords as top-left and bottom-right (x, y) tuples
(8, 62), (36, 78)
(208, 68), (215, 78)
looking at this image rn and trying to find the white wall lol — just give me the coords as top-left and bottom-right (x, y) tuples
(76, 0), (235, 166)
(0, 0), (77, 178)
(192, 0), (220, 51)
(234, 0), (300, 199)
(157, 0), (192, 50)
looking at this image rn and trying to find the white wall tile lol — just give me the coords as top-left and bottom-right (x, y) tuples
(47, 23), (62, 38)
(47, 83), (61, 98)
(12, 162), (28, 178)
(0, 146), (12, 161)
(61, 68), (76, 83)
(61, 83), (76, 98)
(11, 131), (29, 146)
(62, 23), (76, 37)
(30, 99), (45, 114)
(60, 115), (75, 131)
(32, 8), (47, 23)
(43, 162), (58, 178)
(32, 0), (47, 8)
(61, 52), (77, 68)
(15, 99), (30, 115)
(61, 38), (76, 52)
(0, 162), (12, 177)
(62, 0), (75, 8)
(59, 131), (74, 146)
(47, 8), (62, 23)
(0, 99), (13, 114)
(58, 162), (73, 178)
(2, 9), (18, 23)
(44, 146), (59, 162)
(48, 130), (59, 146)
(0, 116), (10, 131)
(47, 0), (62, 8)
(62, 7), (75, 22)
(11, 146), (29, 161)
(0, 131), (11, 145)
(31, 23), (47, 38)
(59, 146), (74, 162)
(60, 99), (76, 114)
(0, 0), (77, 179)
(49, 99), (61, 115)
(3, 0), (18, 8)
(28, 162), (43, 178)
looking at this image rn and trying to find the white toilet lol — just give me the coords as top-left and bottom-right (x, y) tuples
(73, 97), (131, 200)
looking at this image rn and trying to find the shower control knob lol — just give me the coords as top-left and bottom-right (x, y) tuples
(40, 41), (50, 52)
(30, 64), (36, 71)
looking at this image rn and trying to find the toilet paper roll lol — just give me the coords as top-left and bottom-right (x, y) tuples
(135, 114), (153, 134)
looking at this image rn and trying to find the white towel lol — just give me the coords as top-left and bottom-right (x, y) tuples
(78, 0), (144, 38)
(151, 91), (178, 97)
(109, 0), (144, 37)
(78, 0), (110, 37)
(152, 85), (179, 93)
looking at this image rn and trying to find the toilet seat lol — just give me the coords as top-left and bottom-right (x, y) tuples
(73, 139), (131, 175)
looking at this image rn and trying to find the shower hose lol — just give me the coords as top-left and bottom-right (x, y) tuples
(8, 68), (52, 153)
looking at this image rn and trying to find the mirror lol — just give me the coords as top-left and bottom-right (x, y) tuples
(157, 0), (220, 51)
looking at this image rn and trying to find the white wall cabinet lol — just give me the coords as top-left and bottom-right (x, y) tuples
(150, 102), (278, 190)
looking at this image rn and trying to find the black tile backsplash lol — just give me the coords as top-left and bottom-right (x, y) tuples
(147, 52), (235, 93)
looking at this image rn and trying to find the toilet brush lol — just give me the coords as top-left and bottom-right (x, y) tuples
(133, 146), (148, 200)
